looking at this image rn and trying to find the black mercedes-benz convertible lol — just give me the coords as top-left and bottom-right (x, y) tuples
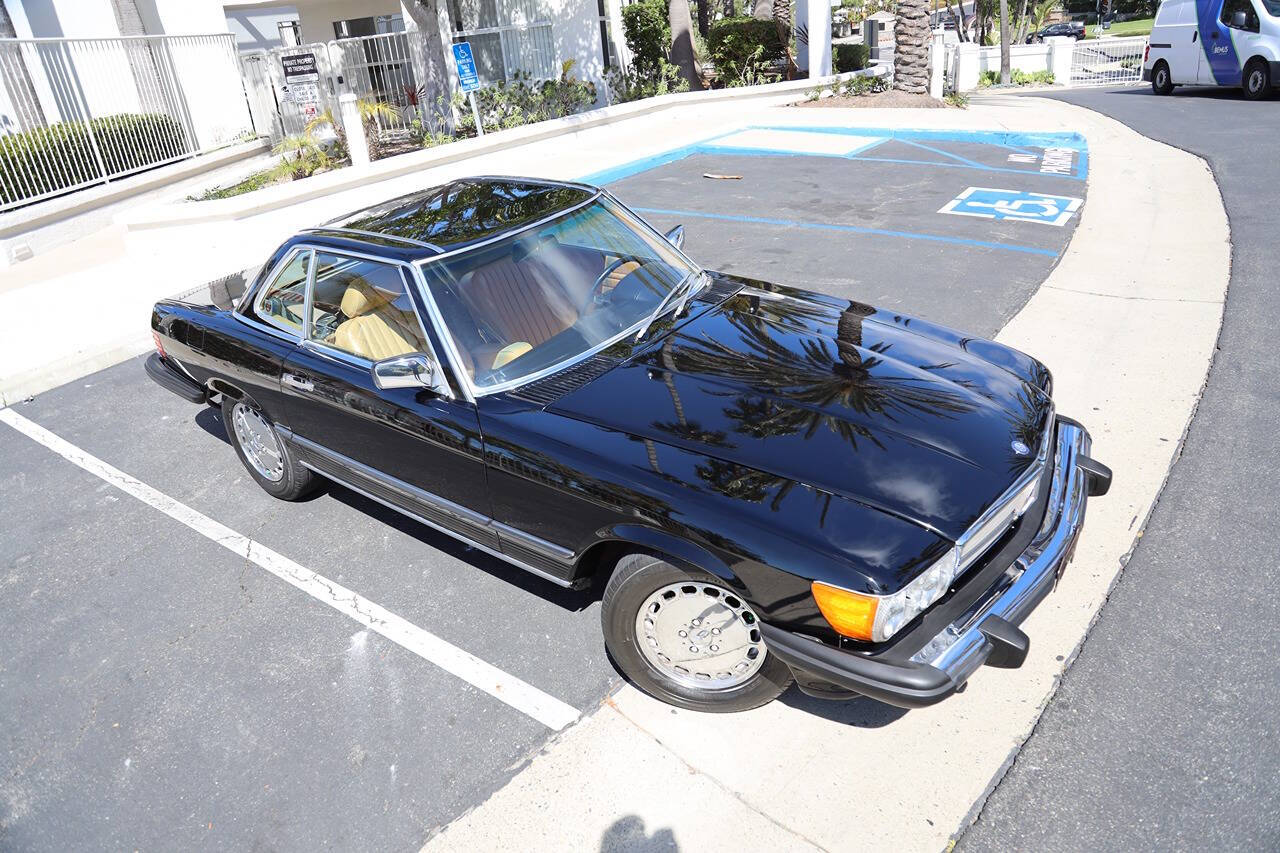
(148, 177), (1110, 712)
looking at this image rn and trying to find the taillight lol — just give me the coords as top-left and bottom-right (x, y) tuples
(1143, 44), (1149, 63)
(151, 330), (166, 358)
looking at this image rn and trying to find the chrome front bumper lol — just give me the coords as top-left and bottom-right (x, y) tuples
(761, 418), (1109, 708)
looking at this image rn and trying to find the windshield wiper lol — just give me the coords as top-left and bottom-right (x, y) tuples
(634, 271), (706, 344)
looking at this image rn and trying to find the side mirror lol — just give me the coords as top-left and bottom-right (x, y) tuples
(372, 352), (448, 395)
(1232, 9), (1248, 26)
(664, 224), (685, 250)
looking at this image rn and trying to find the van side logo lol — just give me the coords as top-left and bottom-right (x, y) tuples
(1212, 44), (1230, 55)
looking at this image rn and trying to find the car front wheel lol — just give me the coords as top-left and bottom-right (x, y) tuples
(601, 553), (793, 712)
(222, 396), (316, 500)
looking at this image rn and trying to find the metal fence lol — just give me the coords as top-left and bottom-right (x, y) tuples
(1070, 36), (1148, 87)
(0, 33), (254, 212)
(331, 32), (418, 135)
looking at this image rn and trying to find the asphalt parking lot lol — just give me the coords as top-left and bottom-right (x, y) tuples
(1, 126), (1090, 850)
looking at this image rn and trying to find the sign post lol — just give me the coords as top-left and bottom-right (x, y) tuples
(451, 42), (483, 137)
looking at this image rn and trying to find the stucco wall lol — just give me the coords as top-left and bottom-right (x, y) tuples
(295, 0), (402, 45)
(227, 5), (301, 51)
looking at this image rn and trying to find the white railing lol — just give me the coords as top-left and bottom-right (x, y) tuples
(0, 33), (255, 212)
(1070, 36), (1148, 87)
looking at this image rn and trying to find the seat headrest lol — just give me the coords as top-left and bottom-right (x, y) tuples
(340, 277), (392, 317)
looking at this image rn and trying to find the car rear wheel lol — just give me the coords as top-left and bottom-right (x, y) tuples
(601, 553), (793, 712)
(1152, 61), (1174, 96)
(1243, 59), (1270, 101)
(222, 396), (317, 500)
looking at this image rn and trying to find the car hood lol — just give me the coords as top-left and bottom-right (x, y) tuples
(547, 282), (1054, 540)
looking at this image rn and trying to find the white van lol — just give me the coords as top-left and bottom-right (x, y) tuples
(1143, 0), (1280, 99)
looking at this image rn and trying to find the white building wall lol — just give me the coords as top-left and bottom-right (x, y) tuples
(138, 0), (229, 34)
(549, 0), (605, 85)
(294, 0), (402, 44)
(226, 5), (300, 51)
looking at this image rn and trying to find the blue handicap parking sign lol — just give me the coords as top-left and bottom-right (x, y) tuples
(452, 42), (480, 93)
(939, 187), (1082, 227)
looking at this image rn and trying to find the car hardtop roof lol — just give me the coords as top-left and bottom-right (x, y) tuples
(301, 176), (601, 262)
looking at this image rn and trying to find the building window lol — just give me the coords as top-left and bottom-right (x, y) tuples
(278, 20), (301, 47)
(334, 15), (406, 40)
(596, 0), (612, 68)
(449, 0), (555, 85)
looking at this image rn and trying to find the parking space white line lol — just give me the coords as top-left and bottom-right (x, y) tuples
(0, 407), (580, 732)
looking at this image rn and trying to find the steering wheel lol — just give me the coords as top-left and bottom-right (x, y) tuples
(584, 256), (641, 312)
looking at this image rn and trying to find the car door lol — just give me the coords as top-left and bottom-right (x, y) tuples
(279, 247), (496, 549)
(197, 245), (312, 428)
(1199, 0), (1254, 84)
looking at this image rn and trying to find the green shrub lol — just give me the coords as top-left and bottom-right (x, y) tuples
(605, 62), (689, 102)
(707, 17), (784, 84)
(621, 0), (671, 80)
(0, 112), (185, 206)
(978, 68), (1057, 87)
(455, 61), (597, 136)
(833, 43), (870, 73)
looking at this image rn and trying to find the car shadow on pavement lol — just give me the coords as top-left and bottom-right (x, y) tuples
(777, 686), (909, 728)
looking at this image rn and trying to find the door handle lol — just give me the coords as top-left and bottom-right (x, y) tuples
(1193, 30), (1198, 42)
(282, 373), (313, 392)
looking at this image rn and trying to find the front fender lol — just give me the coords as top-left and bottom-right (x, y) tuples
(591, 523), (746, 591)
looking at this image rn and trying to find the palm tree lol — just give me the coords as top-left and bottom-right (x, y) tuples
(999, 0), (1012, 83)
(669, 0), (704, 90)
(894, 0), (932, 93)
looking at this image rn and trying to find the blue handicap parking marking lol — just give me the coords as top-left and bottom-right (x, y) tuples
(939, 187), (1083, 227)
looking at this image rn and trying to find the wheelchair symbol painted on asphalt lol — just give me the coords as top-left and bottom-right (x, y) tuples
(939, 187), (1083, 227)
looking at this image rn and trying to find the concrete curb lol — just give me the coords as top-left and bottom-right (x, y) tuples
(116, 69), (887, 231)
(416, 97), (1230, 852)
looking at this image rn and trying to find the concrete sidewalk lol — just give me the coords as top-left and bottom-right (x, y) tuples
(416, 97), (1230, 851)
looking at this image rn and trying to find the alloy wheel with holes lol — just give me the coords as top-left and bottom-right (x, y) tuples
(602, 553), (793, 712)
(221, 395), (317, 500)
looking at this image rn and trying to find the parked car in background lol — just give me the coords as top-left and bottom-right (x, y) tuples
(147, 177), (1111, 713)
(1144, 0), (1279, 99)
(1027, 21), (1086, 41)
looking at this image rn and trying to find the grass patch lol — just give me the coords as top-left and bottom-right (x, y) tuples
(188, 169), (278, 201)
(1087, 17), (1154, 38)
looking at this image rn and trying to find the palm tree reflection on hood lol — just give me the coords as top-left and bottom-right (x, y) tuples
(674, 293), (982, 452)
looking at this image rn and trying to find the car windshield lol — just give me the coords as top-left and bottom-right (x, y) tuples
(1262, 0), (1280, 15)
(418, 195), (700, 392)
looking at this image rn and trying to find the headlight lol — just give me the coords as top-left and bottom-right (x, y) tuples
(813, 470), (1042, 643)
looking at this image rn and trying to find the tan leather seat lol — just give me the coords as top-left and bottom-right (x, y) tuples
(458, 255), (578, 363)
(332, 278), (426, 361)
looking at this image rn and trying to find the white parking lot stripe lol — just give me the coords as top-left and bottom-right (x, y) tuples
(0, 407), (581, 732)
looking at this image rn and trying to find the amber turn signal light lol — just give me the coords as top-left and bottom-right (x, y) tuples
(811, 581), (878, 642)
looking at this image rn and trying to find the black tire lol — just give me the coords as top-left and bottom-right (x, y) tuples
(1151, 61), (1174, 96)
(601, 553), (793, 712)
(221, 396), (317, 500)
(1243, 59), (1270, 101)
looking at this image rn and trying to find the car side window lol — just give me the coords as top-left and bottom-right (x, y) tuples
(254, 250), (311, 336)
(1221, 0), (1259, 30)
(308, 251), (431, 363)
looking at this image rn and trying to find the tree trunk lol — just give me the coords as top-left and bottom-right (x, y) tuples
(999, 0), (1011, 83)
(669, 0), (704, 90)
(753, 0), (773, 20)
(945, 0), (967, 43)
(773, 0), (794, 79)
(696, 0), (710, 37)
(404, 0), (457, 131)
(1013, 0), (1030, 46)
(893, 0), (931, 93)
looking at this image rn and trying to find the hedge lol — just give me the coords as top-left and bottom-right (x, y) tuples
(1, 112), (187, 206)
(834, 43), (870, 73)
(621, 0), (671, 80)
(707, 17), (785, 82)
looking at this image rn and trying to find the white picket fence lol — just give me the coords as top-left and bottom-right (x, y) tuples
(0, 34), (254, 212)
